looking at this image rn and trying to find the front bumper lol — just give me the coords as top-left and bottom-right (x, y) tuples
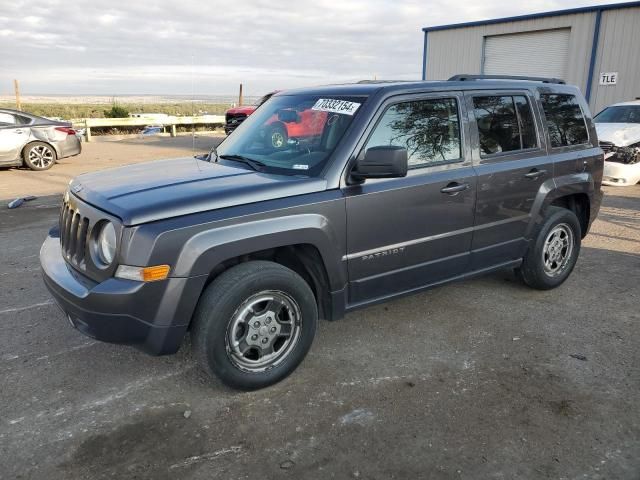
(224, 124), (239, 135)
(603, 159), (640, 186)
(40, 228), (205, 355)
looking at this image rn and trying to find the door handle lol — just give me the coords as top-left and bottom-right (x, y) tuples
(14, 129), (24, 134)
(524, 169), (547, 179)
(440, 182), (470, 195)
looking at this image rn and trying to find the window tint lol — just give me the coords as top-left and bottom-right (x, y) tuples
(514, 96), (537, 149)
(541, 94), (589, 147)
(473, 95), (538, 156)
(14, 114), (31, 125)
(364, 98), (461, 168)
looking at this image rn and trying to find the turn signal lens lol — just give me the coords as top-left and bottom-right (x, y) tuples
(115, 264), (170, 282)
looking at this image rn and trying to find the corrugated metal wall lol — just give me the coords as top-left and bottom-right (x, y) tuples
(590, 7), (640, 114)
(424, 6), (640, 113)
(425, 12), (596, 92)
(483, 29), (571, 78)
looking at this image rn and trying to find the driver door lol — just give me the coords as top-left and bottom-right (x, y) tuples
(343, 93), (477, 306)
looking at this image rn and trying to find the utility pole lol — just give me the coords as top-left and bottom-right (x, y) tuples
(238, 83), (243, 106)
(14, 79), (21, 110)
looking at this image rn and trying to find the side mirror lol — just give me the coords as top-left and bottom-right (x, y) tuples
(277, 109), (301, 123)
(351, 145), (408, 181)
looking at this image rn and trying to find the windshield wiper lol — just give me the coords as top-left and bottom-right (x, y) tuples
(218, 154), (266, 172)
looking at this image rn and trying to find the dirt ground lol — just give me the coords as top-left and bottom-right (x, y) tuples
(0, 137), (638, 479)
(0, 134), (219, 201)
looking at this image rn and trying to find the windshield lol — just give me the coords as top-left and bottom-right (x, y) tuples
(594, 105), (640, 124)
(216, 94), (366, 176)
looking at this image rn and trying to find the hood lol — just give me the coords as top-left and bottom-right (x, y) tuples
(226, 106), (257, 115)
(595, 123), (640, 147)
(70, 157), (327, 225)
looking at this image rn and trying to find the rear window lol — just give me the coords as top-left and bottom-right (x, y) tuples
(541, 94), (589, 147)
(473, 95), (538, 156)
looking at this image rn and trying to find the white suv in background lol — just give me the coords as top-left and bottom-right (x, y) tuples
(594, 100), (640, 186)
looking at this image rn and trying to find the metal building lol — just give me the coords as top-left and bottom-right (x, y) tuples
(421, 1), (640, 114)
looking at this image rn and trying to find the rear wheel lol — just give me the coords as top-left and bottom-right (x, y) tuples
(23, 142), (56, 171)
(191, 261), (317, 390)
(517, 206), (581, 290)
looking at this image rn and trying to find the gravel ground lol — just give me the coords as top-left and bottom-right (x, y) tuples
(0, 138), (638, 479)
(0, 134), (219, 200)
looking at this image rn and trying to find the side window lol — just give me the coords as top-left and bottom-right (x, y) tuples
(0, 113), (17, 126)
(14, 114), (32, 125)
(541, 94), (589, 147)
(364, 98), (462, 168)
(473, 95), (538, 156)
(514, 96), (537, 149)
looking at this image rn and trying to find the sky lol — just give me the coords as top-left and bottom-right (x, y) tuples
(0, 0), (623, 96)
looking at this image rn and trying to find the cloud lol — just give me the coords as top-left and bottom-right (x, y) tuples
(0, 0), (615, 95)
(98, 14), (118, 25)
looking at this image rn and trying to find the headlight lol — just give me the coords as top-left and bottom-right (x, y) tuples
(96, 221), (117, 265)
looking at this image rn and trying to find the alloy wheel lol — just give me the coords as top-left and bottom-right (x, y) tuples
(271, 131), (285, 148)
(29, 145), (54, 168)
(225, 290), (302, 372)
(542, 223), (574, 277)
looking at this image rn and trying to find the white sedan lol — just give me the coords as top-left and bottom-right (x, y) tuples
(594, 100), (640, 187)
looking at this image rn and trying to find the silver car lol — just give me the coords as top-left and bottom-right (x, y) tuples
(0, 108), (81, 171)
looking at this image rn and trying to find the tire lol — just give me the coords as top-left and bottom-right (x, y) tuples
(23, 142), (57, 171)
(517, 206), (582, 290)
(267, 123), (288, 149)
(191, 261), (318, 390)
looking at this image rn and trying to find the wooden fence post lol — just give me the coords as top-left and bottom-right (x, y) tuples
(14, 79), (21, 111)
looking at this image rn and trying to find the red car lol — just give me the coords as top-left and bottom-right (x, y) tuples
(224, 93), (275, 135)
(224, 92), (327, 149)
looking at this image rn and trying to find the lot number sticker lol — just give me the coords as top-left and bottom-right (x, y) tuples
(312, 99), (361, 115)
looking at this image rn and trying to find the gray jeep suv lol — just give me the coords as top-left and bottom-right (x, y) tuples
(41, 76), (603, 390)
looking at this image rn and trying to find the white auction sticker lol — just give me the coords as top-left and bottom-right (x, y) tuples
(312, 98), (361, 115)
(292, 164), (309, 170)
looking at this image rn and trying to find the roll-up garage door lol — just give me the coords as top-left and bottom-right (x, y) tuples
(482, 29), (570, 79)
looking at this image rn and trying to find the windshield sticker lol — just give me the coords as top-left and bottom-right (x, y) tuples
(293, 164), (309, 170)
(312, 99), (361, 115)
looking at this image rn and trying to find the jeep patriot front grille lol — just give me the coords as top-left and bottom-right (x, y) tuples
(60, 200), (90, 265)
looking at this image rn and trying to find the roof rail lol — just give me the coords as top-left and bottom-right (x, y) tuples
(356, 80), (413, 84)
(448, 74), (565, 84)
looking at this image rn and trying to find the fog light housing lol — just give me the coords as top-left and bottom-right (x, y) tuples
(115, 264), (170, 282)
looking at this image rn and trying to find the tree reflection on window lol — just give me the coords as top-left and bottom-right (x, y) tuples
(541, 94), (589, 147)
(365, 98), (461, 168)
(473, 95), (538, 156)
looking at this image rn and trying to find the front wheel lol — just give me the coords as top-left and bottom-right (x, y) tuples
(191, 261), (317, 390)
(517, 206), (582, 290)
(267, 123), (288, 149)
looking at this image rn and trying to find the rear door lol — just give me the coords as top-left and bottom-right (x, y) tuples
(538, 92), (598, 186)
(465, 90), (550, 270)
(344, 92), (477, 306)
(0, 112), (29, 162)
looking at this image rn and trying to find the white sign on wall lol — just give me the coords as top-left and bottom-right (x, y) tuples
(599, 72), (618, 85)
